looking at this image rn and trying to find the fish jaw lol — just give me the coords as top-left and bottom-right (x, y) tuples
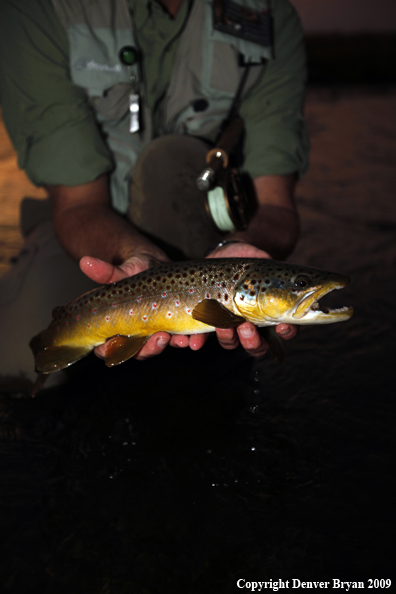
(291, 279), (354, 324)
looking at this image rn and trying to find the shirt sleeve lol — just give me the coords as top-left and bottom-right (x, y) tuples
(240, 0), (310, 179)
(0, 0), (113, 187)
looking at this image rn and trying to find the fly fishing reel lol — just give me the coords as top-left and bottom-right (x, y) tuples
(196, 117), (255, 233)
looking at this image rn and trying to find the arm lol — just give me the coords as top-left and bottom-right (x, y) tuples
(49, 173), (297, 362)
(227, 174), (299, 261)
(48, 174), (168, 281)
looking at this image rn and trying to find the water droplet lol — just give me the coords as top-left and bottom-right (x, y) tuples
(251, 447), (256, 451)
(253, 389), (260, 395)
(122, 441), (128, 446)
(250, 405), (259, 413)
(206, 449), (212, 454)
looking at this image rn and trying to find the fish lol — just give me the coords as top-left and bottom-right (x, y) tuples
(30, 258), (353, 390)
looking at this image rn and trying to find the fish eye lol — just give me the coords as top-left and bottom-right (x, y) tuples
(294, 275), (311, 289)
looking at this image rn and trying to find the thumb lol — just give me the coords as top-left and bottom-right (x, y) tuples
(79, 256), (125, 284)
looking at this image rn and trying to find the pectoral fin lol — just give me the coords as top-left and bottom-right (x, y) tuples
(34, 345), (92, 373)
(103, 335), (149, 367)
(192, 299), (246, 328)
(262, 327), (284, 364)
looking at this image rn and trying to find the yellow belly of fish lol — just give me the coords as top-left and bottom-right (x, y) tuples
(51, 301), (216, 349)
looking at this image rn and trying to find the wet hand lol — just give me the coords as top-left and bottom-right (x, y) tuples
(206, 242), (298, 355)
(79, 254), (200, 361)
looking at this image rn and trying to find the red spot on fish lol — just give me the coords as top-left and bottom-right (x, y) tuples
(105, 316), (110, 322)
(129, 309), (134, 315)
(152, 302), (157, 309)
(205, 293), (211, 299)
(87, 324), (91, 328)
(142, 315), (147, 321)
(162, 292), (167, 298)
(186, 309), (191, 314)
(167, 312), (172, 317)
(66, 321), (69, 326)
(56, 327), (60, 332)
(92, 308), (97, 313)
(175, 300), (180, 306)
(76, 316), (80, 321)
(189, 288), (194, 293)
(137, 297), (141, 302)
(112, 302), (117, 307)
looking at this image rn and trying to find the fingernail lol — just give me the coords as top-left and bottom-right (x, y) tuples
(239, 327), (253, 338)
(157, 337), (169, 348)
(280, 328), (291, 336)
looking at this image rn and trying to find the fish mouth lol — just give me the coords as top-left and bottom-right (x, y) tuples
(292, 280), (353, 322)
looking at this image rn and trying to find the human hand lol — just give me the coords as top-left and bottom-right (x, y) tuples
(79, 254), (207, 361)
(201, 241), (298, 357)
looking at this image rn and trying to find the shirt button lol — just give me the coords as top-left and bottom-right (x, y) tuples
(119, 46), (140, 66)
(193, 99), (209, 112)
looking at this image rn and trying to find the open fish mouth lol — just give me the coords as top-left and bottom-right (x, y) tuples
(292, 282), (354, 322)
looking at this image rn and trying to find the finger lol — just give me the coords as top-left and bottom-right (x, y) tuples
(169, 335), (190, 348)
(133, 333), (170, 360)
(80, 256), (123, 284)
(189, 333), (209, 351)
(215, 328), (240, 350)
(207, 242), (271, 260)
(276, 324), (298, 341)
(237, 322), (269, 357)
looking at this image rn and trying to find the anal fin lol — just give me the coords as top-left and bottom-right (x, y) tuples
(104, 335), (149, 367)
(192, 299), (246, 328)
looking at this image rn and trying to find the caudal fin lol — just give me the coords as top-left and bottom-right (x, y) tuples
(29, 331), (92, 373)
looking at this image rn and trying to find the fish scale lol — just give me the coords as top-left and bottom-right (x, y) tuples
(30, 258), (353, 393)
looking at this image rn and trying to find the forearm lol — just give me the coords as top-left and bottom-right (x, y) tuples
(226, 174), (300, 260)
(228, 204), (299, 260)
(48, 175), (167, 265)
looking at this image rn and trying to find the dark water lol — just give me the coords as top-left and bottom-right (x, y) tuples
(1, 88), (396, 592)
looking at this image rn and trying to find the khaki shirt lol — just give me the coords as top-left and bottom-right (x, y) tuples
(0, 0), (309, 188)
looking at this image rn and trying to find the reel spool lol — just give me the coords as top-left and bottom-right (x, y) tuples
(206, 169), (251, 232)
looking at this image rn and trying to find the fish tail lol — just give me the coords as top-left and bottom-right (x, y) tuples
(29, 330), (92, 374)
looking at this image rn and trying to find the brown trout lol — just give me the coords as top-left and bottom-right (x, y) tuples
(30, 258), (353, 380)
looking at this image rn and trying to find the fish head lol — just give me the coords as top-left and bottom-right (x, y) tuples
(233, 261), (354, 325)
